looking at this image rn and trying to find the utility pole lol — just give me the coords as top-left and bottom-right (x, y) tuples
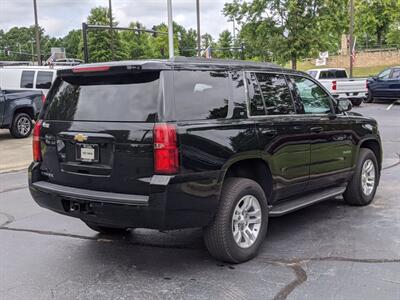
(349, 0), (354, 77)
(33, 0), (42, 65)
(167, 0), (174, 58)
(232, 19), (236, 44)
(30, 40), (34, 64)
(82, 23), (89, 63)
(108, 0), (115, 60)
(196, 0), (201, 56)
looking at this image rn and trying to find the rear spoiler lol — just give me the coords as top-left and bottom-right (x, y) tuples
(57, 62), (169, 77)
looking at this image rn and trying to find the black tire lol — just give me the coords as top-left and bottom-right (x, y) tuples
(203, 177), (269, 263)
(351, 98), (363, 106)
(84, 221), (127, 234)
(364, 93), (374, 103)
(9, 113), (33, 138)
(343, 148), (379, 206)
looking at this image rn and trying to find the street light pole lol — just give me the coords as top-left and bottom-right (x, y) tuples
(167, 0), (174, 58)
(196, 0), (201, 56)
(349, 0), (354, 77)
(33, 0), (41, 65)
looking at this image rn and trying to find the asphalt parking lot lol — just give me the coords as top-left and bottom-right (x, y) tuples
(0, 102), (399, 300)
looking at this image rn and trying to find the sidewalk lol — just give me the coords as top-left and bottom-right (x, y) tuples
(0, 129), (32, 173)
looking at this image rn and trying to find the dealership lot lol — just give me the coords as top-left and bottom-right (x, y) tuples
(0, 102), (399, 299)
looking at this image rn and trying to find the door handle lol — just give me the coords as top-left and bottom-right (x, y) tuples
(310, 126), (323, 133)
(292, 125), (303, 131)
(260, 128), (277, 135)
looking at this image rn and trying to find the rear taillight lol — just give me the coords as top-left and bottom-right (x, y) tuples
(41, 94), (46, 104)
(33, 120), (43, 162)
(332, 80), (337, 91)
(153, 123), (179, 174)
(366, 80), (369, 89)
(72, 65), (110, 73)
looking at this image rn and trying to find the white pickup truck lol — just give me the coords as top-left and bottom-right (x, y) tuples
(307, 68), (367, 106)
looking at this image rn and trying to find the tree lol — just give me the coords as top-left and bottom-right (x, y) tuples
(386, 21), (400, 46)
(119, 22), (153, 59)
(217, 30), (233, 58)
(224, 0), (348, 69)
(201, 33), (214, 49)
(82, 6), (123, 62)
(62, 29), (82, 58)
(0, 26), (56, 61)
(355, 0), (400, 47)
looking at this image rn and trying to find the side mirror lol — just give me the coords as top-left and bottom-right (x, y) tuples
(337, 98), (352, 113)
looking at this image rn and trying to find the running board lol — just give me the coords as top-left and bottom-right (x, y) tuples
(269, 186), (346, 217)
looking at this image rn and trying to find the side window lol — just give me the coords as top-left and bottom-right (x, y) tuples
(378, 69), (391, 79)
(36, 71), (53, 89)
(307, 71), (318, 78)
(290, 76), (332, 114)
(20, 71), (35, 88)
(390, 69), (400, 79)
(246, 72), (266, 116)
(173, 70), (229, 121)
(230, 71), (247, 119)
(255, 73), (294, 115)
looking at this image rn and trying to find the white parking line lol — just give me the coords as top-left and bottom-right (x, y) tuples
(386, 100), (400, 111)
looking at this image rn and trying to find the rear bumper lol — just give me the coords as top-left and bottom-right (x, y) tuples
(333, 92), (367, 99)
(29, 163), (222, 230)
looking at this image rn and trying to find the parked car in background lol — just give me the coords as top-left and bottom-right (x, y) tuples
(307, 68), (367, 106)
(0, 66), (64, 95)
(365, 66), (400, 103)
(0, 88), (44, 138)
(52, 58), (83, 66)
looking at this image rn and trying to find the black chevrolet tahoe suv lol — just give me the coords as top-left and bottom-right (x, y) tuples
(29, 58), (382, 263)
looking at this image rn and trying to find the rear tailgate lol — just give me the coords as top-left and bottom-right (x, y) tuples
(39, 68), (163, 195)
(335, 79), (367, 94)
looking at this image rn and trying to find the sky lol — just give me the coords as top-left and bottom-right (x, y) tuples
(0, 0), (234, 39)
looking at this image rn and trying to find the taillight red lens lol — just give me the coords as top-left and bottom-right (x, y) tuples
(41, 94), (46, 104)
(332, 80), (337, 91)
(33, 120), (43, 162)
(72, 66), (110, 73)
(153, 123), (179, 174)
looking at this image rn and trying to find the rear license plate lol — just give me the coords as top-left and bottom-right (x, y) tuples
(76, 143), (99, 162)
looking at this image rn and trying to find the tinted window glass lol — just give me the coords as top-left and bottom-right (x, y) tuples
(290, 76), (332, 114)
(173, 70), (229, 120)
(378, 69), (391, 79)
(45, 72), (160, 122)
(231, 71), (247, 119)
(246, 72), (266, 116)
(391, 69), (400, 79)
(36, 71), (53, 89)
(255, 73), (294, 115)
(20, 71), (35, 88)
(319, 71), (330, 79)
(334, 70), (347, 78)
(319, 70), (347, 79)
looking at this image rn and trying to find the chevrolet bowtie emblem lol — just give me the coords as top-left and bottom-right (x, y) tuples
(74, 133), (88, 142)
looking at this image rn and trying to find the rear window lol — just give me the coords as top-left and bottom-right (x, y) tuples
(20, 71), (35, 88)
(45, 72), (160, 122)
(36, 71), (53, 89)
(173, 70), (229, 121)
(319, 70), (347, 79)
